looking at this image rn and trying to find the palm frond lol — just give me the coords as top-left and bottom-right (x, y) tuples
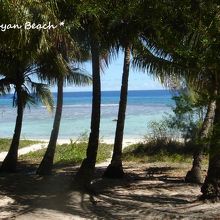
(21, 89), (36, 109)
(132, 44), (187, 88)
(12, 89), (35, 108)
(36, 49), (67, 84)
(30, 82), (54, 112)
(0, 77), (12, 95)
(99, 47), (119, 74)
(64, 68), (92, 86)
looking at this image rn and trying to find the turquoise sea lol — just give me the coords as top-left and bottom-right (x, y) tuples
(0, 90), (174, 140)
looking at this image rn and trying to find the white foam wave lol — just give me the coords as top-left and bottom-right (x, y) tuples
(41, 104), (119, 108)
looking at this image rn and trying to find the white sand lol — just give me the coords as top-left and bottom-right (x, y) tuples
(30, 137), (141, 146)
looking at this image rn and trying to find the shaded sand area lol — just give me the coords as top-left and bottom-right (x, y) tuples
(1, 162), (220, 219)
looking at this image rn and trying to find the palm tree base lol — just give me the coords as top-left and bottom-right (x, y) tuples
(200, 176), (220, 201)
(185, 168), (203, 184)
(36, 148), (55, 176)
(36, 161), (53, 176)
(0, 156), (17, 173)
(75, 159), (94, 186)
(103, 164), (125, 179)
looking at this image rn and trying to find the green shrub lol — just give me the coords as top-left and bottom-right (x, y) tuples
(123, 140), (197, 163)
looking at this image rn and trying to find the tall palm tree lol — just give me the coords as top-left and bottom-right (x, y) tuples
(155, 0), (220, 188)
(104, 0), (162, 178)
(36, 43), (91, 175)
(103, 44), (131, 178)
(60, 0), (111, 185)
(0, 0), (57, 172)
(75, 31), (102, 185)
(0, 67), (53, 172)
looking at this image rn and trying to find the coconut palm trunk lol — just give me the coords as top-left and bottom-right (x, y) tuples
(201, 93), (220, 200)
(75, 37), (101, 185)
(36, 77), (63, 175)
(1, 84), (24, 172)
(185, 98), (216, 183)
(103, 44), (131, 178)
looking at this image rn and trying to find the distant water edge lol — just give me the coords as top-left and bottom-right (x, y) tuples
(0, 90), (174, 139)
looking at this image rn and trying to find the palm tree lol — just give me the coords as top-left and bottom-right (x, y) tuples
(133, 38), (219, 186)
(36, 43), (91, 175)
(104, 0), (162, 178)
(201, 83), (220, 200)
(154, 0), (220, 189)
(185, 96), (216, 183)
(0, 67), (53, 172)
(0, 0), (57, 172)
(134, 0), (220, 198)
(103, 44), (131, 178)
(62, 0), (111, 185)
(75, 31), (102, 185)
(36, 77), (63, 175)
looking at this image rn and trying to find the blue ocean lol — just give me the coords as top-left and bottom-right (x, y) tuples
(0, 90), (174, 140)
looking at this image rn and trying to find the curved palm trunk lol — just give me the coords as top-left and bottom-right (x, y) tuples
(185, 98), (216, 183)
(201, 94), (220, 200)
(103, 45), (131, 178)
(1, 85), (23, 172)
(36, 78), (63, 175)
(75, 38), (101, 186)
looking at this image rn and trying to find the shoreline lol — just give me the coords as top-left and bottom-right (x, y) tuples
(26, 137), (142, 147)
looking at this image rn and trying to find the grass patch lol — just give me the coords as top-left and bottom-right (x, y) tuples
(0, 138), (40, 153)
(20, 142), (113, 165)
(123, 140), (207, 163)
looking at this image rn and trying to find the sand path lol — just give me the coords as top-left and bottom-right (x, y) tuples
(0, 139), (74, 162)
(0, 143), (49, 162)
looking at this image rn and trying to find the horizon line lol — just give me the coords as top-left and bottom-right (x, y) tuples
(58, 89), (168, 93)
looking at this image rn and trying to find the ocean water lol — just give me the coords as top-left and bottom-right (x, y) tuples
(0, 90), (174, 140)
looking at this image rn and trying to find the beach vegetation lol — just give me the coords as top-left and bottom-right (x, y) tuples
(144, 86), (215, 184)
(20, 142), (112, 166)
(122, 138), (209, 165)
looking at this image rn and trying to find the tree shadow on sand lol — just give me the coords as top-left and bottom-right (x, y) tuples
(0, 162), (216, 219)
(0, 161), (99, 219)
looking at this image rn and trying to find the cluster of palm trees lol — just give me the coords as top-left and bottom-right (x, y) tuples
(0, 0), (220, 201)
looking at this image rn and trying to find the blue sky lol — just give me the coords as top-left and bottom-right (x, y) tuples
(52, 52), (164, 92)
